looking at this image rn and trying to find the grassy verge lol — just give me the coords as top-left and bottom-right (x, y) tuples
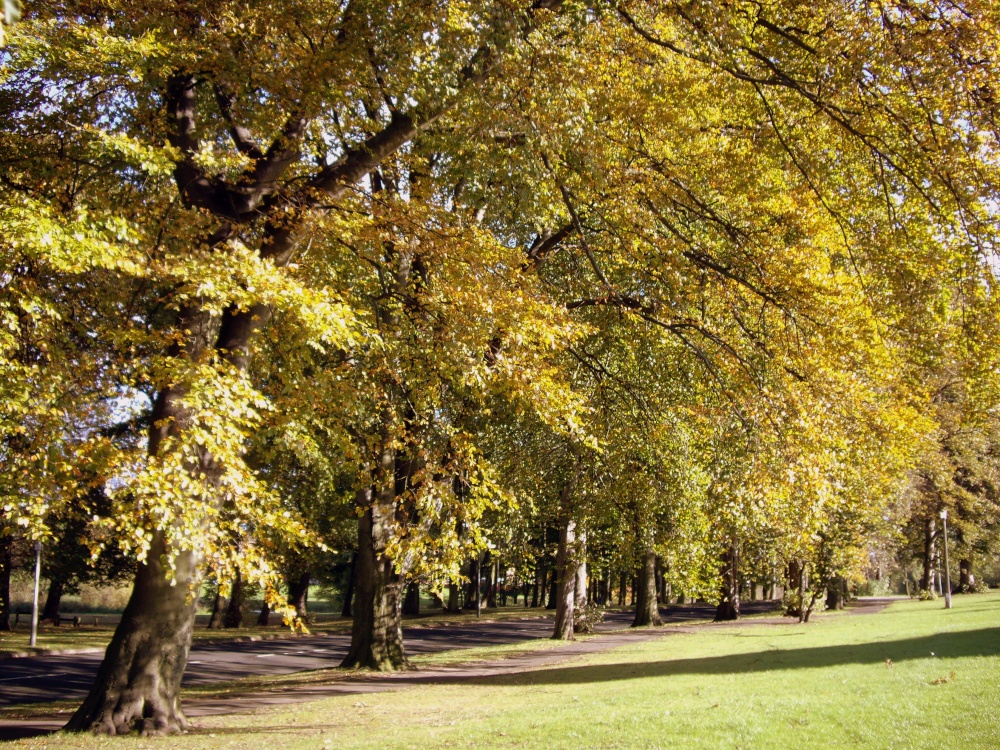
(0, 607), (557, 656)
(5, 592), (997, 748)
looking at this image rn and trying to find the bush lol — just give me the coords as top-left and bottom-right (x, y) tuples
(918, 588), (938, 601)
(856, 578), (891, 597)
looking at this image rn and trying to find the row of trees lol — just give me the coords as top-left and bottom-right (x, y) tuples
(2, 0), (999, 736)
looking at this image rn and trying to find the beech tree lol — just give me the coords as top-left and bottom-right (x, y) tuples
(2, 0), (999, 737)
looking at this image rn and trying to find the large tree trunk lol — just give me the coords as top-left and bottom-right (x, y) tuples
(341, 552), (357, 618)
(287, 570), (310, 620)
(340, 483), (409, 671)
(0, 536), (11, 631)
(552, 514), (577, 640)
(921, 517), (937, 593)
(41, 577), (65, 623)
(223, 569), (243, 628)
(714, 544), (740, 621)
(65, 535), (199, 735)
(632, 550), (661, 627)
(402, 582), (420, 616)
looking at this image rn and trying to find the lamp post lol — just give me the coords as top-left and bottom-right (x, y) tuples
(939, 510), (952, 610)
(30, 540), (41, 647)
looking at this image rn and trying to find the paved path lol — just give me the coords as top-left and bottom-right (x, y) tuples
(0, 601), (791, 740)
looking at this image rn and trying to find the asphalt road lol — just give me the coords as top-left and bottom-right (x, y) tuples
(0, 602), (778, 708)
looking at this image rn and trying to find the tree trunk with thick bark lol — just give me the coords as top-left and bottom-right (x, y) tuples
(552, 514), (577, 640)
(341, 480), (409, 671)
(402, 582), (420, 616)
(223, 569), (243, 628)
(714, 544), (740, 621)
(65, 536), (199, 735)
(341, 552), (357, 618)
(632, 549), (661, 627)
(0, 537), (11, 631)
(42, 577), (65, 623)
(206, 590), (225, 630)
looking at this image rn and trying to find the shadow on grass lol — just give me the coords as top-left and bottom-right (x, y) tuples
(464, 627), (1000, 687)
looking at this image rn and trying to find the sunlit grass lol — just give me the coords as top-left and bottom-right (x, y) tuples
(6, 592), (997, 749)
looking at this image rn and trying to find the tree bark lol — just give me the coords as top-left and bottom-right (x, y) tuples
(256, 602), (270, 627)
(959, 558), (973, 591)
(341, 552), (357, 618)
(552, 514), (577, 640)
(825, 576), (846, 610)
(65, 536), (199, 735)
(530, 566), (541, 608)
(206, 590), (225, 630)
(402, 582), (420, 616)
(618, 571), (626, 606)
(0, 537), (11, 631)
(714, 544), (740, 621)
(572, 529), (588, 634)
(446, 579), (461, 612)
(41, 576), (65, 623)
(632, 549), (662, 627)
(223, 569), (243, 628)
(340, 483), (409, 671)
(287, 570), (310, 620)
(464, 557), (479, 609)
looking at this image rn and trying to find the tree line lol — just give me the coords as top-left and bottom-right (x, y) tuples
(1, 0), (999, 736)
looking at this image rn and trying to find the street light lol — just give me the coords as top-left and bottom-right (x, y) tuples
(30, 540), (41, 647)
(939, 510), (952, 610)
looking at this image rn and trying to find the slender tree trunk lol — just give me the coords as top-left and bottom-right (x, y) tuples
(921, 517), (937, 592)
(206, 590), (225, 630)
(223, 569), (243, 628)
(42, 577), (65, 623)
(341, 552), (357, 618)
(546, 572), (558, 609)
(618, 571), (626, 606)
(256, 602), (270, 627)
(287, 570), (310, 620)
(0, 537), (11, 631)
(484, 557), (496, 608)
(341, 482), (409, 671)
(630, 575), (637, 606)
(714, 544), (740, 621)
(65, 535), (199, 735)
(402, 582), (420, 616)
(572, 529), (589, 634)
(632, 549), (662, 627)
(531, 566), (541, 608)
(552, 514), (577, 640)
(798, 562), (807, 623)
(464, 557), (479, 609)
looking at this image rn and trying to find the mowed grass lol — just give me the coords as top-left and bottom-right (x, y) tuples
(6, 593), (1000, 750)
(0, 607), (555, 656)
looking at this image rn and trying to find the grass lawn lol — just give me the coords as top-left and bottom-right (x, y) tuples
(5, 593), (999, 749)
(0, 607), (556, 656)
